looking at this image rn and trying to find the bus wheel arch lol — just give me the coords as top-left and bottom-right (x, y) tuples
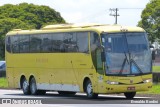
(83, 77), (90, 92)
(29, 75), (35, 84)
(20, 75), (25, 89)
(20, 75), (30, 95)
(83, 77), (98, 99)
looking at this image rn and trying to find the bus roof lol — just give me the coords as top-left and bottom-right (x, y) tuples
(6, 23), (145, 36)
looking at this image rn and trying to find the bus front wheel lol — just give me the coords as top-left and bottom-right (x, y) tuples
(124, 92), (136, 99)
(85, 80), (98, 99)
(22, 78), (30, 95)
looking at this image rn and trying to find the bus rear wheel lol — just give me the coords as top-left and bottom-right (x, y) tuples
(30, 77), (39, 95)
(124, 92), (136, 99)
(85, 80), (98, 99)
(22, 78), (30, 95)
(30, 77), (46, 95)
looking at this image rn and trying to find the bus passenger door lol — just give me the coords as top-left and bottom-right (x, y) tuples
(96, 49), (105, 93)
(90, 32), (105, 93)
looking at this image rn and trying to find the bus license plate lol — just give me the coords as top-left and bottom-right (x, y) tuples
(127, 87), (135, 90)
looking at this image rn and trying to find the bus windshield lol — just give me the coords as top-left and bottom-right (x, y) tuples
(102, 32), (152, 76)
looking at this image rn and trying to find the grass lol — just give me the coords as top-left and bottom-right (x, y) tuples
(146, 84), (160, 94)
(0, 77), (8, 88)
(153, 66), (160, 72)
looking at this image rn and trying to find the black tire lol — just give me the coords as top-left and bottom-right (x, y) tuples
(38, 90), (46, 95)
(58, 91), (76, 95)
(22, 78), (30, 95)
(124, 92), (136, 99)
(30, 77), (38, 95)
(85, 80), (98, 99)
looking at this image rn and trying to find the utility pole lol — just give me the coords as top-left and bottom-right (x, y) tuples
(109, 8), (120, 24)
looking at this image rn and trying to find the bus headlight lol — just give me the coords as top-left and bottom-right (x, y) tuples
(106, 80), (119, 85)
(143, 79), (152, 83)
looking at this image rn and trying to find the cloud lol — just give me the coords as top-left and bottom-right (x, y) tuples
(0, 0), (150, 26)
(48, 0), (149, 25)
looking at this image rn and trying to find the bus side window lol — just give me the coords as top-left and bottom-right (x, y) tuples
(52, 33), (64, 52)
(11, 35), (19, 53)
(63, 32), (77, 52)
(41, 34), (53, 52)
(76, 32), (89, 53)
(30, 35), (42, 53)
(6, 36), (11, 53)
(19, 35), (30, 53)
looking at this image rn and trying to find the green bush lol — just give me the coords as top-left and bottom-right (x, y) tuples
(0, 77), (8, 88)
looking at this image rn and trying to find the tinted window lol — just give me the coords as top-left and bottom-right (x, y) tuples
(41, 34), (53, 52)
(30, 35), (42, 53)
(52, 33), (64, 52)
(126, 33), (148, 52)
(63, 32), (77, 52)
(10, 32), (89, 53)
(6, 36), (11, 53)
(77, 32), (89, 53)
(90, 32), (101, 71)
(90, 32), (100, 52)
(104, 34), (127, 53)
(11, 35), (19, 53)
(19, 35), (30, 53)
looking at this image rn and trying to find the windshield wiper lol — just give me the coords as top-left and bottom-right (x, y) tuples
(130, 58), (143, 74)
(124, 33), (144, 74)
(119, 33), (144, 75)
(119, 52), (129, 74)
(124, 52), (129, 64)
(119, 52), (143, 75)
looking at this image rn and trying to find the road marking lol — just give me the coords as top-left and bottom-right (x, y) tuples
(76, 93), (152, 98)
(0, 89), (152, 98)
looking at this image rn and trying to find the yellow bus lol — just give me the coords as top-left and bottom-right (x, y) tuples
(5, 23), (152, 99)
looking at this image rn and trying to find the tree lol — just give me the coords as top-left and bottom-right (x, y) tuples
(0, 18), (35, 59)
(138, 0), (160, 43)
(0, 3), (66, 59)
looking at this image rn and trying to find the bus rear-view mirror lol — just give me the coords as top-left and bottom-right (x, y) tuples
(101, 52), (106, 62)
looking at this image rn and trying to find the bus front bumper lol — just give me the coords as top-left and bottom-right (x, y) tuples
(104, 82), (152, 94)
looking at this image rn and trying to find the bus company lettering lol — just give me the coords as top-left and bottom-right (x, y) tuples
(36, 58), (48, 63)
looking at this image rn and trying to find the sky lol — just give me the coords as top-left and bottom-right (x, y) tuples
(0, 0), (150, 26)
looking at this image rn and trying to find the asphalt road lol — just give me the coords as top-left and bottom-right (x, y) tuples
(0, 89), (159, 107)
